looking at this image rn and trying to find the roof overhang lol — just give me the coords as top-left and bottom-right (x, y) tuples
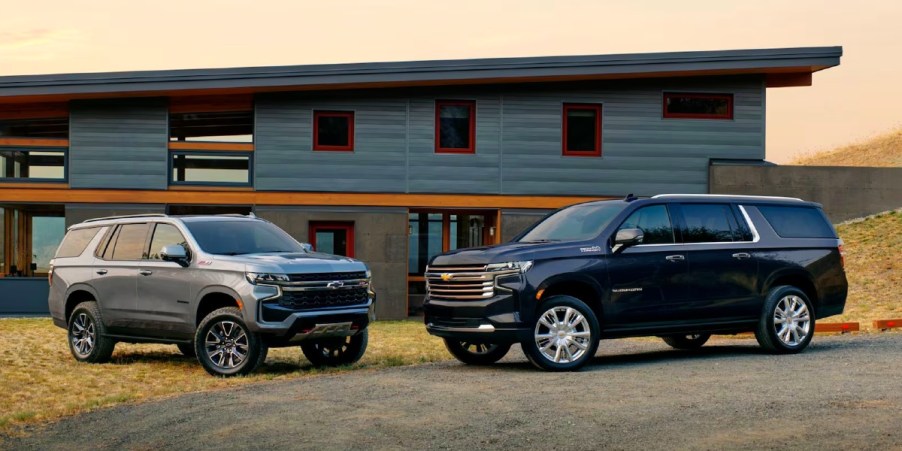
(0, 46), (842, 104)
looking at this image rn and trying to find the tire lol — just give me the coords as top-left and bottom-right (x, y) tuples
(301, 329), (368, 367)
(67, 301), (116, 363)
(662, 333), (711, 350)
(176, 342), (196, 358)
(755, 286), (816, 354)
(522, 295), (600, 371)
(443, 339), (512, 365)
(195, 307), (266, 377)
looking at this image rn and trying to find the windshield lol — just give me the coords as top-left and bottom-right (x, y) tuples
(517, 202), (628, 243)
(184, 220), (307, 255)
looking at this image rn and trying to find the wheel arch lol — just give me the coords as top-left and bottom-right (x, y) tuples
(194, 286), (244, 326)
(64, 285), (101, 324)
(536, 274), (605, 323)
(762, 270), (820, 316)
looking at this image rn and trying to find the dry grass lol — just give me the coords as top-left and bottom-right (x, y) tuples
(0, 319), (446, 435)
(834, 210), (902, 323)
(791, 127), (902, 167)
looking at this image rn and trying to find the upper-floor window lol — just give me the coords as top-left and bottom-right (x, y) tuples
(562, 103), (602, 157)
(170, 152), (252, 186)
(663, 93), (733, 120)
(313, 111), (354, 151)
(0, 103), (69, 139)
(169, 96), (253, 144)
(435, 100), (475, 154)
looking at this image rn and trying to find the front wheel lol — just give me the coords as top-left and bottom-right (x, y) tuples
(444, 339), (511, 365)
(755, 286), (815, 354)
(522, 295), (600, 371)
(195, 307), (266, 377)
(301, 329), (368, 367)
(662, 333), (711, 350)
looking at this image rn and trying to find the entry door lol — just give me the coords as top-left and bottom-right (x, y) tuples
(90, 223), (148, 332)
(309, 222), (354, 257)
(136, 222), (194, 338)
(605, 204), (691, 327)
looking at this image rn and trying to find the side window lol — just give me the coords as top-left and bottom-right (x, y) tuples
(618, 205), (675, 245)
(148, 223), (189, 260)
(56, 227), (100, 258)
(680, 204), (736, 243)
(109, 223), (150, 261)
(757, 205), (836, 238)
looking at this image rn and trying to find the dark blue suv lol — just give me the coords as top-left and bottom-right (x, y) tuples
(423, 195), (848, 371)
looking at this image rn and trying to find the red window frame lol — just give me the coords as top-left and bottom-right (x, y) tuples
(308, 221), (355, 258)
(313, 111), (355, 151)
(562, 103), (602, 157)
(435, 100), (476, 154)
(662, 93), (734, 120)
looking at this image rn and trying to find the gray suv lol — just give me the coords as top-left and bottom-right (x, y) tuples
(48, 214), (376, 377)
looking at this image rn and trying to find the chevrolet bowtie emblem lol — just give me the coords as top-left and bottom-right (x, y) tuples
(326, 281), (345, 289)
(441, 273), (453, 281)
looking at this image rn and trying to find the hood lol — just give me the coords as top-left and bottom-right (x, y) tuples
(213, 252), (368, 274)
(430, 240), (602, 266)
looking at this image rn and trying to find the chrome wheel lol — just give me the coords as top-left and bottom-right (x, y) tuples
(534, 306), (592, 363)
(773, 295), (811, 346)
(70, 312), (95, 357)
(204, 321), (249, 369)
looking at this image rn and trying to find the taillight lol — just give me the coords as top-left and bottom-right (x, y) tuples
(838, 244), (845, 268)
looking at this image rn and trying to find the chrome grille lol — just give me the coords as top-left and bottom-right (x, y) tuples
(425, 264), (496, 301)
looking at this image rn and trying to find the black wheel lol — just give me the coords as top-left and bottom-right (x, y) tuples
(176, 342), (196, 357)
(301, 329), (368, 367)
(67, 301), (116, 363)
(522, 295), (600, 371)
(443, 339), (511, 365)
(662, 333), (711, 350)
(195, 307), (266, 377)
(755, 286), (816, 354)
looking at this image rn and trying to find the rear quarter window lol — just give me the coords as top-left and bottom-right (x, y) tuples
(757, 206), (836, 238)
(56, 227), (101, 258)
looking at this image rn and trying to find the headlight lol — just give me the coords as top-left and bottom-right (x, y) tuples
(246, 272), (290, 285)
(485, 261), (533, 273)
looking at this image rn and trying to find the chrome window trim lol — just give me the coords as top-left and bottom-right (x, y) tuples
(628, 203), (760, 248)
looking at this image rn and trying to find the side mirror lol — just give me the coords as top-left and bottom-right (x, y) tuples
(160, 244), (189, 265)
(612, 228), (644, 253)
(300, 243), (314, 253)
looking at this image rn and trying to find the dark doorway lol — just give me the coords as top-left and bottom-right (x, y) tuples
(309, 222), (355, 257)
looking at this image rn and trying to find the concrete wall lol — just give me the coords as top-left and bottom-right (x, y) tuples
(255, 206), (409, 320)
(710, 165), (902, 222)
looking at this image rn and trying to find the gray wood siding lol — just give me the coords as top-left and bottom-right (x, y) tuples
(255, 94), (407, 192)
(253, 76), (763, 197)
(69, 98), (168, 189)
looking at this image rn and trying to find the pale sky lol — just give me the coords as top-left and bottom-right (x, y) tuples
(3, 0), (900, 162)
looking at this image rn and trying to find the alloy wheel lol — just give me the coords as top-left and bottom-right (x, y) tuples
(70, 312), (96, 357)
(773, 295), (811, 346)
(204, 320), (249, 369)
(534, 306), (593, 363)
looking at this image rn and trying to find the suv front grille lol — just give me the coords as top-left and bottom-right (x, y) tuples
(288, 272), (367, 282)
(425, 265), (495, 301)
(278, 287), (369, 310)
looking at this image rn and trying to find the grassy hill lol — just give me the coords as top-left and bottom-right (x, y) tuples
(834, 210), (902, 323)
(792, 127), (902, 167)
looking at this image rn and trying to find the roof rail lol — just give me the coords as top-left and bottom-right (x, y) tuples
(651, 194), (803, 202)
(82, 213), (168, 223)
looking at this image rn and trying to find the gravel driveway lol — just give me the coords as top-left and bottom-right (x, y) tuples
(5, 334), (901, 450)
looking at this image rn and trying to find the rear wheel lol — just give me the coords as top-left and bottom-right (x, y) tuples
(522, 295), (600, 371)
(755, 286), (815, 354)
(443, 339), (511, 365)
(662, 333), (711, 350)
(67, 301), (116, 363)
(195, 307), (266, 377)
(302, 329), (368, 367)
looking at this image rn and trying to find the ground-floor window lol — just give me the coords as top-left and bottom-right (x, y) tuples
(309, 222), (354, 257)
(2, 205), (65, 277)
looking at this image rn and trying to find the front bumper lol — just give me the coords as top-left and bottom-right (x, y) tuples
(423, 292), (531, 343)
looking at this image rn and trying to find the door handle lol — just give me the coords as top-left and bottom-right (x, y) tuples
(665, 255), (685, 262)
(139, 270), (153, 276)
(95, 269), (108, 275)
(732, 252), (752, 260)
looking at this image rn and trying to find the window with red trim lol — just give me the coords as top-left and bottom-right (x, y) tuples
(663, 93), (733, 120)
(562, 103), (602, 157)
(435, 100), (475, 154)
(313, 111), (355, 151)
(309, 222), (354, 257)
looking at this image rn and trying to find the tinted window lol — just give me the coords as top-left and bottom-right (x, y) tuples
(681, 204), (736, 243)
(663, 93), (733, 119)
(184, 220), (306, 255)
(436, 101), (474, 152)
(314, 111), (353, 150)
(518, 202), (628, 243)
(148, 224), (189, 260)
(169, 111), (253, 143)
(618, 205), (674, 244)
(758, 206), (836, 238)
(563, 104), (601, 155)
(110, 224), (149, 261)
(0, 117), (69, 138)
(56, 227), (100, 258)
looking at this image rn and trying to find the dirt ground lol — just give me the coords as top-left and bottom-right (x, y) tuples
(4, 333), (901, 450)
